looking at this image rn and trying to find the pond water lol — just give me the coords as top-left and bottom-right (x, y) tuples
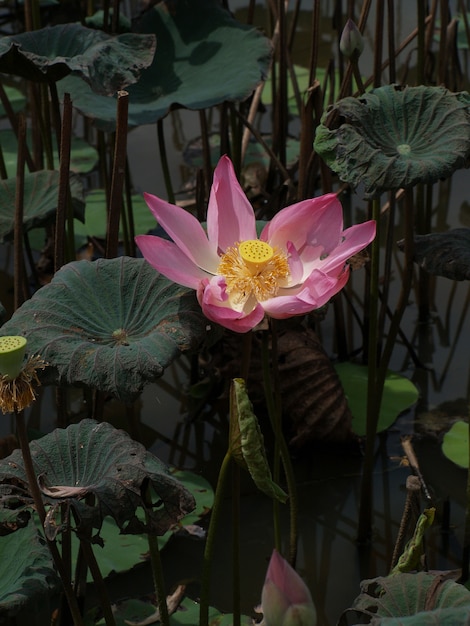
(1, 2), (470, 625)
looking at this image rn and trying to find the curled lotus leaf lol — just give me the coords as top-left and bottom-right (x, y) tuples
(398, 228), (470, 281)
(314, 84), (470, 198)
(0, 23), (156, 95)
(0, 419), (195, 537)
(57, 0), (272, 130)
(0, 170), (85, 243)
(0, 257), (209, 402)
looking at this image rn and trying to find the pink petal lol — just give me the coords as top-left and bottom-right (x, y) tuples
(143, 193), (219, 272)
(286, 241), (304, 286)
(207, 156), (257, 253)
(260, 193), (342, 253)
(264, 550), (313, 606)
(262, 267), (350, 318)
(319, 220), (376, 273)
(197, 277), (265, 333)
(136, 235), (210, 289)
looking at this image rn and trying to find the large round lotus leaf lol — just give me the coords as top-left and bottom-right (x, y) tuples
(314, 84), (470, 198)
(0, 419), (195, 537)
(58, 0), (271, 131)
(398, 228), (470, 281)
(0, 128), (99, 176)
(0, 170), (85, 243)
(335, 362), (418, 436)
(0, 24), (156, 95)
(0, 257), (208, 402)
(0, 521), (59, 617)
(442, 420), (469, 468)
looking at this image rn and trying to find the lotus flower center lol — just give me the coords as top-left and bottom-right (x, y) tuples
(218, 240), (290, 305)
(397, 143), (411, 155)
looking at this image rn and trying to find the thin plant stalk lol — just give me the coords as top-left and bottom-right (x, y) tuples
(261, 326), (298, 565)
(357, 197), (381, 545)
(14, 114), (26, 311)
(106, 90), (129, 259)
(157, 119), (175, 204)
(55, 92), (73, 272)
(199, 451), (232, 626)
(15, 411), (85, 626)
(146, 533), (170, 626)
(232, 463), (241, 626)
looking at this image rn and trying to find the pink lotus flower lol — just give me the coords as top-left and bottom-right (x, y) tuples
(261, 549), (316, 626)
(136, 156), (376, 333)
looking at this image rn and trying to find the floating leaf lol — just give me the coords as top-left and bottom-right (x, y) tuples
(0, 24), (155, 94)
(398, 228), (470, 281)
(0, 83), (26, 117)
(0, 128), (99, 176)
(71, 468), (213, 581)
(335, 362), (419, 436)
(0, 521), (59, 617)
(230, 378), (287, 503)
(58, 0), (271, 130)
(72, 189), (159, 247)
(0, 419), (195, 537)
(0, 257), (209, 402)
(0, 171), (85, 243)
(340, 572), (470, 625)
(314, 84), (470, 198)
(442, 420), (469, 468)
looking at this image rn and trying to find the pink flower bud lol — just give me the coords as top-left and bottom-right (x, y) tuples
(340, 19), (364, 58)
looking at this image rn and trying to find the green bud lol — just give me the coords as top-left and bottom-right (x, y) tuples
(340, 19), (364, 58)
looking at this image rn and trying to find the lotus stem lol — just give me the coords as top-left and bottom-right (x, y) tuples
(141, 485), (170, 625)
(157, 119), (175, 205)
(106, 90), (129, 259)
(261, 324), (298, 565)
(15, 411), (85, 626)
(357, 196), (381, 545)
(55, 92), (73, 272)
(200, 450), (232, 626)
(232, 463), (241, 626)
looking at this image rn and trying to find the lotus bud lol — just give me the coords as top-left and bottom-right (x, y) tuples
(340, 19), (364, 58)
(0, 336), (27, 380)
(261, 550), (317, 626)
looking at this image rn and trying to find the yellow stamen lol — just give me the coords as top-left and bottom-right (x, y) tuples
(218, 240), (290, 306)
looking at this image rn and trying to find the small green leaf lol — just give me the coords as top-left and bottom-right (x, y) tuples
(391, 508), (435, 575)
(230, 378), (287, 503)
(335, 362), (419, 436)
(442, 420), (469, 468)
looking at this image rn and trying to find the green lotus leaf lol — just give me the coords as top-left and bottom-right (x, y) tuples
(343, 572), (470, 624)
(0, 419), (195, 537)
(0, 521), (59, 617)
(57, 0), (272, 130)
(398, 228), (470, 281)
(0, 170), (85, 243)
(335, 362), (419, 436)
(0, 83), (26, 117)
(0, 128), (99, 176)
(314, 84), (470, 198)
(70, 468), (213, 581)
(0, 23), (156, 95)
(0, 257), (209, 402)
(442, 420), (469, 468)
